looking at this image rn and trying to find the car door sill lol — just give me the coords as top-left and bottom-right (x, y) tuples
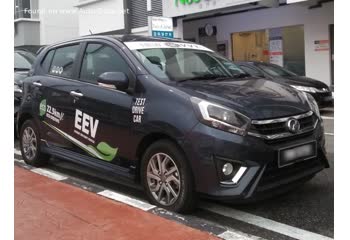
(41, 143), (137, 185)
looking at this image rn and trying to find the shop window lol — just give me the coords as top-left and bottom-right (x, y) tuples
(231, 25), (305, 76)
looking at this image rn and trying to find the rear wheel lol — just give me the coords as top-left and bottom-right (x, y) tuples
(141, 140), (197, 213)
(20, 119), (49, 167)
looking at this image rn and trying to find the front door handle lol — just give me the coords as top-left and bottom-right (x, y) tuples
(33, 81), (42, 87)
(70, 90), (84, 98)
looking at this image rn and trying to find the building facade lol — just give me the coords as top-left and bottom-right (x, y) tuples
(169, 0), (334, 86)
(14, 0), (79, 52)
(14, 0), (334, 86)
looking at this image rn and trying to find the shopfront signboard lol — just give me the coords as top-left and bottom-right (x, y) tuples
(163, 0), (262, 18)
(148, 16), (174, 38)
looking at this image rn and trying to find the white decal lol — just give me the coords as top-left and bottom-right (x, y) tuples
(74, 109), (99, 141)
(51, 66), (64, 75)
(132, 98), (146, 123)
(125, 41), (213, 52)
(45, 105), (64, 124)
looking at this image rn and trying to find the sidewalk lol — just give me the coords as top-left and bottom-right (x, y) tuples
(15, 166), (217, 240)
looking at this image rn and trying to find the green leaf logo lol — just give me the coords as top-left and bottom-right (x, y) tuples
(39, 99), (47, 117)
(88, 142), (118, 162)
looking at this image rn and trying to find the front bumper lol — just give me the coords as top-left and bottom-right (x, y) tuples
(183, 120), (329, 201)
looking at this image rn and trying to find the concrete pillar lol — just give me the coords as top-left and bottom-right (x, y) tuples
(174, 18), (183, 40)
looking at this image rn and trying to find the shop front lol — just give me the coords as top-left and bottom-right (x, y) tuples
(163, 0), (334, 86)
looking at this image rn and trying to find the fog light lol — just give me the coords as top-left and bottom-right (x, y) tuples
(222, 163), (233, 176)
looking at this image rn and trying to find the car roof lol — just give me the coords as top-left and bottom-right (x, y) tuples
(47, 35), (195, 48)
(110, 35), (192, 43)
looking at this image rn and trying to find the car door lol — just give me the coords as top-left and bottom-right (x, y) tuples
(36, 43), (85, 151)
(69, 42), (135, 167)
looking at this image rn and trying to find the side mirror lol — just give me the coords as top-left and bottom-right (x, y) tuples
(97, 72), (129, 91)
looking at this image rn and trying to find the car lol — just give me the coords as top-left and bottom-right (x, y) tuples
(14, 49), (36, 126)
(17, 35), (329, 213)
(235, 61), (333, 108)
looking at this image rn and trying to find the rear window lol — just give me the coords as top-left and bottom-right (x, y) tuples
(49, 44), (80, 78)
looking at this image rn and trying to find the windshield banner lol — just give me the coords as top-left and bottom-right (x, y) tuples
(125, 41), (213, 52)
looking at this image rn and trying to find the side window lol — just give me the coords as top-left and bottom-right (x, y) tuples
(80, 43), (130, 84)
(41, 50), (55, 73)
(49, 44), (80, 78)
(240, 65), (264, 77)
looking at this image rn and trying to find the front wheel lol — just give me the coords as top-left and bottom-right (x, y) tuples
(141, 140), (197, 213)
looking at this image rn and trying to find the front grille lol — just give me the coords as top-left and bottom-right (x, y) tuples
(248, 111), (317, 140)
(256, 157), (324, 193)
(299, 114), (315, 128)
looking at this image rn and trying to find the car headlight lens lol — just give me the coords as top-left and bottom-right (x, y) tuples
(303, 92), (320, 118)
(191, 97), (250, 136)
(291, 85), (318, 93)
(292, 85), (330, 93)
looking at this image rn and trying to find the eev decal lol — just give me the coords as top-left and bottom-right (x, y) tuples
(74, 109), (99, 143)
(44, 121), (118, 162)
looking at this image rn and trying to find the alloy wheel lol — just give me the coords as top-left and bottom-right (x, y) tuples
(146, 153), (181, 206)
(22, 126), (37, 161)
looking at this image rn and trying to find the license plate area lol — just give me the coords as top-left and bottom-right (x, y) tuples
(278, 141), (317, 168)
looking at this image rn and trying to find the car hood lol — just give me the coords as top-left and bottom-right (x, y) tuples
(273, 76), (329, 89)
(174, 78), (311, 120)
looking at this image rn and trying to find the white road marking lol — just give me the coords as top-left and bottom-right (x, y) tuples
(31, 168), (68, 181)
(98, 190), (156, 211)
(321, 116), (334, 120)
(201, 203), (333, 240)
(14, 158), (24, 163)
(14, 148), (22, 155)
(218, 230), (265, 240)
(325, 133), (334, 136)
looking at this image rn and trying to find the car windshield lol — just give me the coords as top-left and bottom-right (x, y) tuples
(14, 51), (36, 71)
(258, 63), (297, 77)
(128, 43), (247, 82)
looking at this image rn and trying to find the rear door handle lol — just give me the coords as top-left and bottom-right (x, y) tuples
(33, 81), (42, 87)
(70, 90), (84, 98)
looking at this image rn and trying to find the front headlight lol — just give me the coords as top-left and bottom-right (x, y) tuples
(291, 85), (317, 93)
(303, 92), (320, 118)
(191, 97), (250, 136)
(292, 85), (330, 93)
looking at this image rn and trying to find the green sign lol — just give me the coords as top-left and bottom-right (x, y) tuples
(39, 99), (47, 117)
(175, 0), (201, 6)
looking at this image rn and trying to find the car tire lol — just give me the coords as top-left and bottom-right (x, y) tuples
(20, 119), (49, 167)
(141, 140), (197, 213)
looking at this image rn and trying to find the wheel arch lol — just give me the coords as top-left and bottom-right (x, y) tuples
(135, 132), (192, 182)
(17, 112), (34, 137)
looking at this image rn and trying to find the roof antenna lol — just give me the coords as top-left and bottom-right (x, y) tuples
(89, 29), (93, 35)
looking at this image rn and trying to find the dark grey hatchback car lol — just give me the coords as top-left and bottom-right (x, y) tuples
(17, 35), (329, 212)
